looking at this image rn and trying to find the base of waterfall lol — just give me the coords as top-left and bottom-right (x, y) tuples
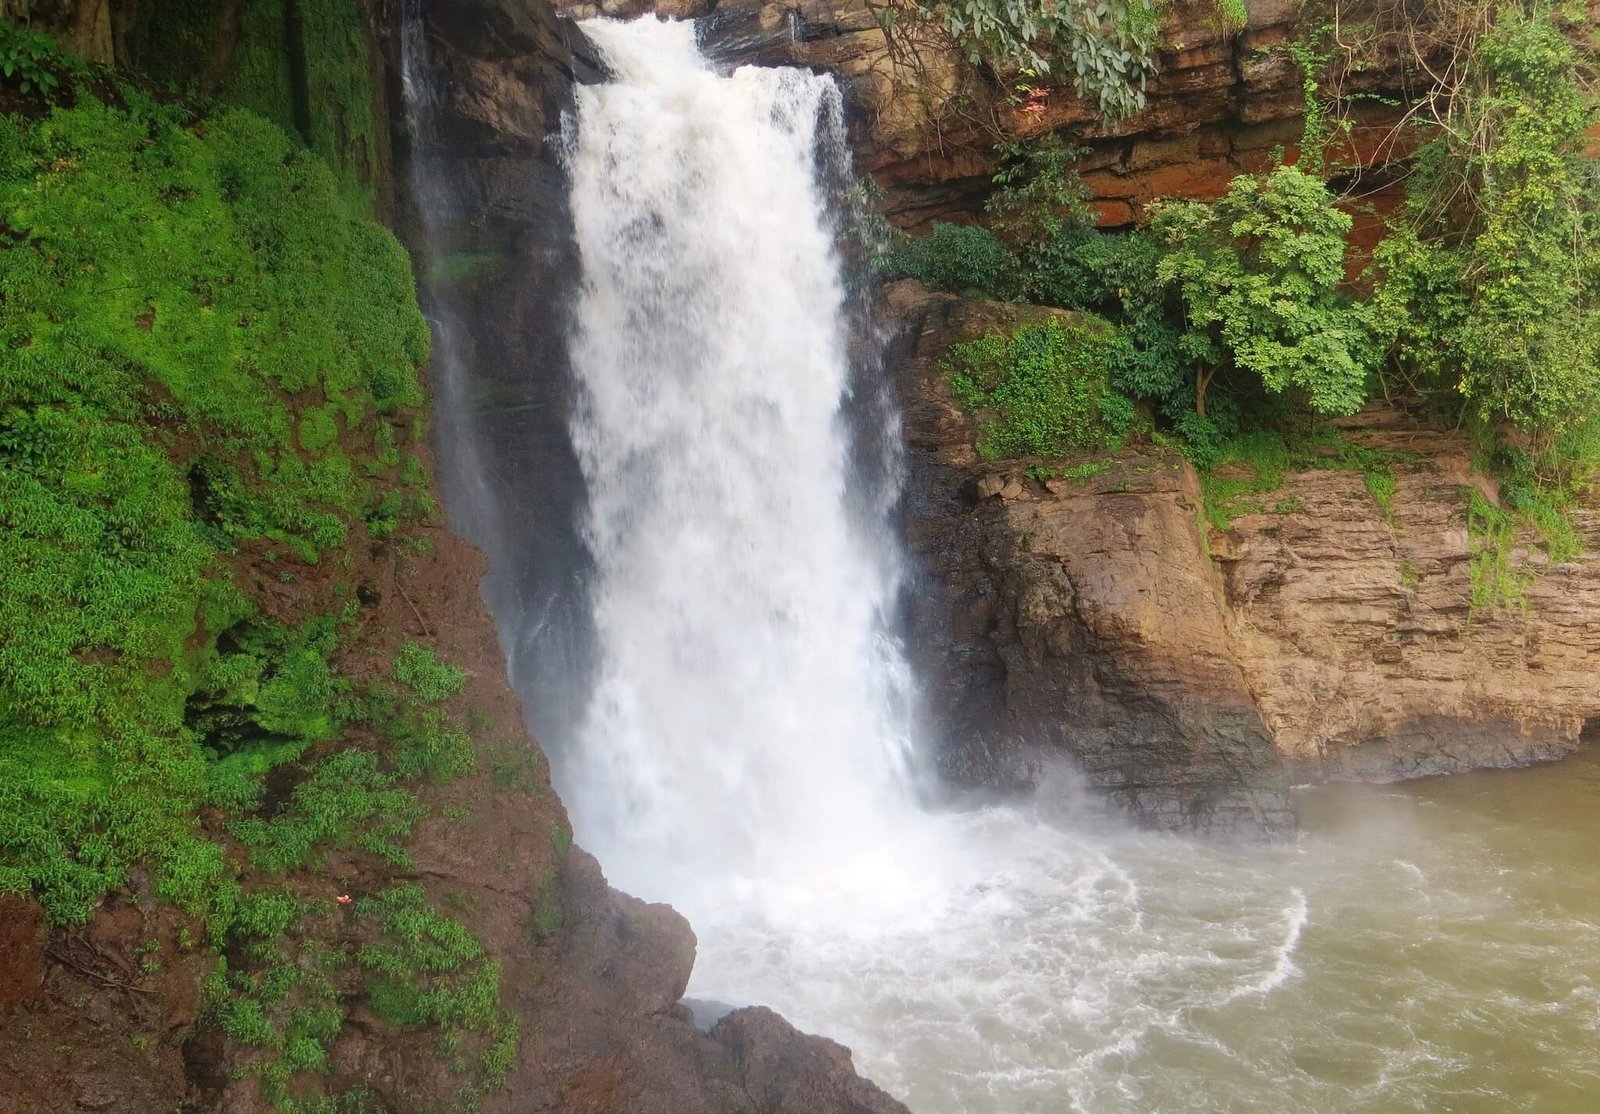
(682, 750), (1600, 1112)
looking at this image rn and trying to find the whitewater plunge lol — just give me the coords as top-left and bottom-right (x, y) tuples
(554, 16), (1600, 1113)
(565, 16), (934, 918)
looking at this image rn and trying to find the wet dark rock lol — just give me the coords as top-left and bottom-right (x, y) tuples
(709, 1007), (912, 1114)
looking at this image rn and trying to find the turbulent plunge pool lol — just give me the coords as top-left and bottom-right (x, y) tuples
(688, 751), (1600, 1113)
(427, 14), (1600, 1113)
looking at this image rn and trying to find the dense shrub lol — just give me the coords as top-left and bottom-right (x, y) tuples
(0, 92), (427, 923)
(987, 134), (1096, 243)
(947, 317), (1136, 458)
(1023, 226), (1197, 423)
(888, 221), (1018, 298)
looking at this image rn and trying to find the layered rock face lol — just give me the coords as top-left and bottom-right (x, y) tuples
(393, 0), (605, 740)
(1216, 417), (1600, 782)
(891, 282), (1600, 828)
(558, 0), (1411, 235)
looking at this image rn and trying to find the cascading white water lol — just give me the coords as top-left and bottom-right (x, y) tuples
(566, 17), (928, 916)
(555, 17), (1600, 1114)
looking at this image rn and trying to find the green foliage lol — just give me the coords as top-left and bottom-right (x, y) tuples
(347, 651), (477, 784)
(0, 92), (428, 924)
(1215, 0), (1248, 32)
(1059, 459), (1115, 481)
(477, 1017), (521, 1092)
(1022, 225), (1198, 430)
(1364, 469), (1396, 517)
(845, 173), (898, 274)
(391, 710), (475, 783)
(232, 751), (422, 872)
(1197, 432), (1288, 529)
(529, 870), (564, 943)
(357, 883), (482, 976)
(211, 888), (348, 1107)
(550, 821), (573, 858)
(122, 0), (382, 211)
(393, 644), (466, 703)
(215, 881), (514, 1107)
(1151, 165), (1377, 420)
(947, 317), (1136, 459)
(1460, 434), (1584, 610)
(1399, 557), (1418, 589)
(1369, 5), (1600, 485)
(986, 134), (1094, 242)
(1003, 164), (1377, 465)
(897, 0), (1160, 120)
(888, 222), (1018, 298)
(1467, 489), (1527, 611)
(355, 883), (521, 1102)
(196, 617), (346, 765)
(1285, 36), (1334, 176)
(0, 21), (83, 100)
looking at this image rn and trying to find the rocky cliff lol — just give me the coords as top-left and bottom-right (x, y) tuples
(1217, 418), (1600, 783)
(557, 0), (1413, 242)
(890, 282), (1600, 828)
(889, 284), (1296, 834)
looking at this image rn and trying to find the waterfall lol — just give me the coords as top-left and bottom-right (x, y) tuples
(401, 16), (1600, 1113)
(564, 16), (925, 918)
(398, 0), (498, 554)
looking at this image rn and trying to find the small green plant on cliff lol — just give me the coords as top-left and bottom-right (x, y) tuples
(210, 889), (346, 1104)
(874, 0), (1161, 121)
(1458, 435), (1584, 611)
(232, 751), (424, 872)
(1196, 430), (1414, 530)
(887, 221), (1019, 298)
(1466, 489), (1529, 611)
(355, 884), (522, 1103)
(1214, 0), (1248, 32)
(394, 643), (468, 702)
(947, 316), (1138, 459)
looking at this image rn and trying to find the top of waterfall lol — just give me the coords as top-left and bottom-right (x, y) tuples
(581, 16), (707, 85)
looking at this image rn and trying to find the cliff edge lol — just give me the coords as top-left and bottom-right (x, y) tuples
(890, 282), (1600, 830)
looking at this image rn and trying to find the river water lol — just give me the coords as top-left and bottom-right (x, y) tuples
(558, 16), (1600, 1114)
